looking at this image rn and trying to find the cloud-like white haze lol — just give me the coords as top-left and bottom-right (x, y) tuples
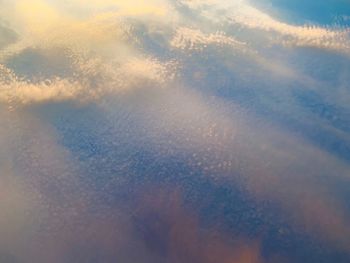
(1, 0), (350, 262)
(1, 0), (349, 104)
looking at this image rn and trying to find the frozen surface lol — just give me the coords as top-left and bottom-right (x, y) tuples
(0, 1), (350, 262)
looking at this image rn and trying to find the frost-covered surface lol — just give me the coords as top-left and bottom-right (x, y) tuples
(0, 1), (350, 262)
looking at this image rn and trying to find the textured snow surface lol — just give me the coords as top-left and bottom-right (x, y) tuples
(0, 1), (350, 262)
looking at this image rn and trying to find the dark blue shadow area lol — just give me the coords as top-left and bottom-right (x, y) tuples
(250, 0), (350, 26)
(5, 48), (74, 80)
(175, 46), (350, 163)
(33, 100), (350, 263)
